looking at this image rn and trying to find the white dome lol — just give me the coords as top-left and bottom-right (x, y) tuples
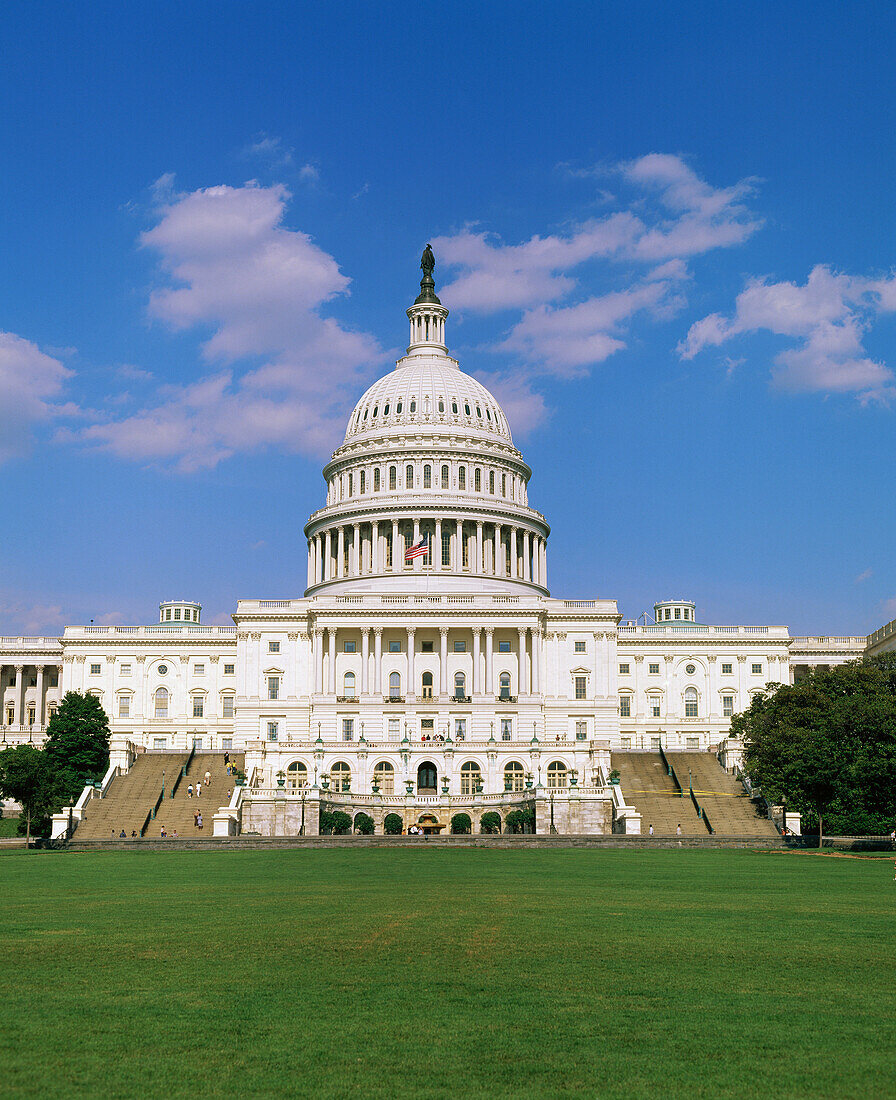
(344, 353), (513, 445)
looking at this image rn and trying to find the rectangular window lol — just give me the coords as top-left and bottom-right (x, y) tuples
(49, 674), (58, 687)
(120, 663), (132, 676)
(458, 467), (466, 490)
(47, 705), (57, 720)
(6, 706), (14, 726)
(674, 608), (681, 619)
(153, 736), (167, 750)
(441, 531), (450, 567)
(194, 664), (205, 676)
(649, 662), (660, 675)
(224, 663), (235, 675)
(685, 699), (698, 717)
(575, 641), (586, 653)
(650, 699), (661, 718)
(575, 676), (587, 699)
(165, 609), (172, 620)
(118, 696), (130, 718)
(90, 663), (101, 675)
(192, 737), (202, 750)
(621, 736), (632, 750)
(174, 608), (181, 620)
(619, 663), (629, 674)
(455, 719), (466, 741)
(499, 640), (511, 653)
(192, 696), (204, 718)
(500, 719), (512, 741)
(388, 718), (401, 741)
(422, 641), (433, 653)
(27, 705), (35, 726)
(222, 696), (234, 718)
(650, 736), (662, 750)
(453, 640), (466, 653)
(421, 718), (434, 733)
(752, 663), (762, 675)
(721, 663), (732, 675)
(267, 676), (280, 700)
(268, 641), (280, 653)
(389, 641), (401, 653)
(619, 696), (631, 717)
(267, 721), (278, 742)
(722, 695), (735, 717)
(342, 718), (354, 741)
(575, 720), (587, 741)
(686, 737), (700, 751)
(344, 641), (356, 653)
(221, 737), (232, 752)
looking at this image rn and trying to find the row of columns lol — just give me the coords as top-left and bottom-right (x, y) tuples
(308, 520), (547, 587)
(0, 663), (60, 728)
(312, 626), (542, 699)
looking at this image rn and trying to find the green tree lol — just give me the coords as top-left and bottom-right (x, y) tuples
(43, 692), (111, 805)
(736, 655), (896, 843)
(353, 812), (375, 834)
(450, 812), (471, 834)
(0, 744), (61, 845)
(383, 812), (403, 835)
(479, 810), (502, 834)
(505, 805), (535, 833)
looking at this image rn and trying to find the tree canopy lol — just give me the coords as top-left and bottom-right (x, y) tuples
(0, 744), (61, 844)
(43, 692), (111, 805)
(734, 654), (896, 837)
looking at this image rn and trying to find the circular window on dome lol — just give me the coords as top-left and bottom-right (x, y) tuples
(685, 664), (696, 675)
(158, 664), (168, 676)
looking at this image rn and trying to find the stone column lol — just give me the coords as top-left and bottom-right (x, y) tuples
(13, 665), (23, 728)
(327, 628), (336, 695)
(352, 523), (360, 575)
(434, 519), (442, 572)
(472, 628), (481, 696)
(493, 525), (500, 576)
(737, 655), (747, 710)
(510, 528), (517, 578)
(484, 629), (494, 698)
(593, 633), (602, 701)
(361, 629), (370, 696)
(374, 628), (383, 696)
(440, 628), (449, 697)
(476, 521), (483, 574)
(407, 628), (416, 699)
(35, 665), (45, 728)
(518, 629), (529, 695)
(532, 628), (541, 694)
(455, 519), (463, 571)
(524, 532), (532, 581)
(313, 630), (323, 694)
(372, 521), (380, 573)
(706, 655), (717, 719)
(324, 529), (332, 581)
(307, 540), (314, 588)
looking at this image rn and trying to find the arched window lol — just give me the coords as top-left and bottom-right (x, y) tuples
(286, 761), (308, 789)
(383, 402), (390, 415)
(460, 761), (482, 795)
(389, 465), (397, 490)
(684, 688), (698, 717)
(499, 672), (511, 700)
(330, 762), (351, 792)
(476, 405), (482, 418)
(501, 473), (507, 496)
(372, 405), (378, 418)
(389, 672), (402, 699)
(409, 398), (417, 413)
(452, 400), (458, 414)
(154, 687), (169, 719)
(348, 472), (353, 496)
(374, 468), (381, 492)
(359, 470), (366, 494)
(547, 761), (568, 789)
(441, 464), (449, 489)
(489, 470), (495, 494)
(454, 672), (466, 700)
(417, 761), (437, 790)
(396, 400), (402, 414)
(342, 672), (356, 700)
(458, 467), (466, 491)
(406, 464), (414, 489)
(474, 468), (481, 492)
(464, 402), (471, 415)
(421, 671), (433, 699)
(423, 464), (432, 488)
(374, 761), (394, 795)
(486, 407), (492, 422)
(504, 762), (525, 792)
(438, 398), (445, 413)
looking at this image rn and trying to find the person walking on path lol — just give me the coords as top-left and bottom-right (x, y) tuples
(676, 824), (682, 836)
(648, 824), (654, 836)
(197, 812), (203, 831)
(204, 769), (211, 787)
(195, 780), (202, 797)
(187, 783), (193, 798)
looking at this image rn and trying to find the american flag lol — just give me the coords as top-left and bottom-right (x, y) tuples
(404, 536), (429, 561)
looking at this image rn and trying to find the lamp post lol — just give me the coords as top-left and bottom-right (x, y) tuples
(300, 789), (306, 836)
(782, 795), (787, 836)
(549, 791), (556, 835)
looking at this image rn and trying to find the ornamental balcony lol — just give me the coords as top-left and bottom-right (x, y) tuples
(383, 696), (405, 704)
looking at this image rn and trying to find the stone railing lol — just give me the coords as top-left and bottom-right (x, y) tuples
(64, 625), (237, 637)
(617, 624), (789, 637)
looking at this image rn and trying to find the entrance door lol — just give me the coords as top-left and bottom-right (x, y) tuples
(417, 762), (437, 790)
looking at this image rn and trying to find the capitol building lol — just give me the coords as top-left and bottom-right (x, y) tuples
(1, 254), (878, 837)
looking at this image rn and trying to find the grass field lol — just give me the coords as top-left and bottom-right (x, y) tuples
(1, 848), (894, 1099)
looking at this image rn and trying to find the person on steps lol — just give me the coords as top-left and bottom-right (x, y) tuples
(187, 783), (193, 798)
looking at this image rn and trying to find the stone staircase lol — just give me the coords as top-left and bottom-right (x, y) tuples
(149, 753), (244, 839)
(611, 752), (707, 836)
(665, 752), (779, 838)
(74, 753), (188, 839)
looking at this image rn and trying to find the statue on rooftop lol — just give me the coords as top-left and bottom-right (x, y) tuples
(420, 243), (435, 278)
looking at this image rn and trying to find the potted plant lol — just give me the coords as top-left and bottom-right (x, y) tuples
(608, 769), (621, 785)
(276, 770), (286, 788)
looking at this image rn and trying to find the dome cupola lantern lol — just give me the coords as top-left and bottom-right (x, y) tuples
(407, 243), (448, 353)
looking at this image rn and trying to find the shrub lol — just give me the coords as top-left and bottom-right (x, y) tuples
(383, 812), (404, 835)
(331, 811), (353, 835)
(450, 812), (472, 834)
(353, 812), (375, 834)
(505, 805), (536, 833)
(480, 811), (502, 834)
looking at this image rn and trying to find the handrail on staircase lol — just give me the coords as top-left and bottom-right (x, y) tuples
(660, 746), (684, 796)
(140, 786), (166, 837)
(170, 749), (193, 799)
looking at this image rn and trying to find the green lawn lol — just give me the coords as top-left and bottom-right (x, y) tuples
(1, 848), (894, 1099)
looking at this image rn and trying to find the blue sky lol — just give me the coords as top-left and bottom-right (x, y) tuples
(1, 1), (895, 636)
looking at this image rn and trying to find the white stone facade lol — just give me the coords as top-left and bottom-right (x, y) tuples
(0, 262), (873, 830)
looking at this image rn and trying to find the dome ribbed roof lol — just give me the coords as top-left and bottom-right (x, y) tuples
(344, 353), (513, 445)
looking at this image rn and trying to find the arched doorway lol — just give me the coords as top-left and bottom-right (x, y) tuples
(417, 813), (443, 835)
(417, 761), (437, 791)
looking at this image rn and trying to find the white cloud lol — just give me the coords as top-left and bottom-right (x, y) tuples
(0, 333), (72, 462)
(0, 597), (66, 636)
(241, 134), (294, 169)
(79, 182), (386, 471)
(430, 156), (760, 432)
(855, 568), (873, 584)
(679, 265), (896, 402)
